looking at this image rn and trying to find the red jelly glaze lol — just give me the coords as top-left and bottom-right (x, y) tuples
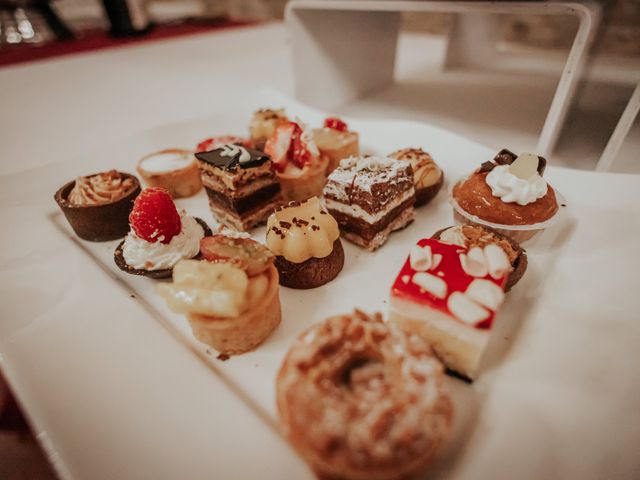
(324, 117), (348, 132)
(390, 238), (508, 329)
(196, 135), (254, 153)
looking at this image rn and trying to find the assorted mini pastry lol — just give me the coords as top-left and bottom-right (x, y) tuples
(266, 197), (344, 289)
(277, 310), (453, 480)
(323, 156), (416, 251)
(158, 235), (281, 355)
(195, 143), (284, 231)
(114, 187), (211, 279)
(196, 135), (254, 153)
(55, 170), (141, 241)
(313, 116), (359, 174)
(136, 148), (202, 198)
(265, 120), (329, 202)
(249, 108), (289, 151)
(389, 237), (512, 380)
(56, 109), (574, 476)
(389, 147), (443, 207)
(451, 149), (559, 242)
(433, 224), (527, 291)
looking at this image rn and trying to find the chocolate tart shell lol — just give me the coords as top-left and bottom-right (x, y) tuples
(274, 239), (344, 289)
(432, 225), (527, 291)
(114, 218), (212, 279)
(54, 172), (141, 242)
(415, 171), (444, 207)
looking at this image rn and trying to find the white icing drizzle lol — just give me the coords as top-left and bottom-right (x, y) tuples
(325, 156), (411, 196)
(219, 144), (251, 164)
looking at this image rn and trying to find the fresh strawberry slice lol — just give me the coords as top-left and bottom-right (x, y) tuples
(196, 135), (253, 153)
(265, 121), (314, 171)
(324, 117), (348, 132)
(201, 235), (274, 276)
(288, 123), (312, 169)
(129, 187), (181, 244)
(265, 122), (294, 172)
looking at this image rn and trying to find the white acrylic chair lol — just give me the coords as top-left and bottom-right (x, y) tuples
(286, 0), (602, 158)
(596, 82), (640, 172)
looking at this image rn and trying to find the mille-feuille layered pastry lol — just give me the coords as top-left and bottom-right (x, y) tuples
(195, 144), (283, 231)
(323, 156), (416, 251)
(389, 237), (511, 380)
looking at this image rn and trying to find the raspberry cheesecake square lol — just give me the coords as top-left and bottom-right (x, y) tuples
(389, 238), (511, 380)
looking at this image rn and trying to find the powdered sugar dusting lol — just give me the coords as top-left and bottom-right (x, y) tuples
(327, 156), (411, 196)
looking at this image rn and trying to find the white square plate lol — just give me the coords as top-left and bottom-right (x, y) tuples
(1, 91), (639, 480)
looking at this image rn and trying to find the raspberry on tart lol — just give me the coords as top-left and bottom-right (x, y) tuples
(114, 187), (210, 278)
(129, 187), (181, 244)
(314, 117), (359, 174)
(323, 117), (348, 132)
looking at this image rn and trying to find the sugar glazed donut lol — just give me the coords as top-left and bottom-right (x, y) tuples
(276, 310), (453, 480)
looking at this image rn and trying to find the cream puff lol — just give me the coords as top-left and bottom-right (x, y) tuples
(266, 197), (343, 289)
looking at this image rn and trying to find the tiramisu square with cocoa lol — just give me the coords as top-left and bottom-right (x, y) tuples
(323, 156), (416, 251)
(195, 144), (283, 231)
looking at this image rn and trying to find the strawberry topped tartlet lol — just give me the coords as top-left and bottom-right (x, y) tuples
(389, 237), (511, 380)
(313, 117), (359, 174)
(114, 187), (211, 278)
(265, 120), (329, 202)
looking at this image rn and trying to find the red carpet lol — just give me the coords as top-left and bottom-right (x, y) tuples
(0, 19), (256, 68)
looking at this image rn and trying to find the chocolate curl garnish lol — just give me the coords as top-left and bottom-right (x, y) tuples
(536, 156), (547, 176)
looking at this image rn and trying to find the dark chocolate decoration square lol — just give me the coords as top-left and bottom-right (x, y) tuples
(195, 146), (269, 170)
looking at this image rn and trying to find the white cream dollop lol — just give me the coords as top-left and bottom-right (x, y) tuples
(122, 212), (204, 270)
(485, 165), (547, 206)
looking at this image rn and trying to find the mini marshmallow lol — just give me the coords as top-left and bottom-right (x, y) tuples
(412, 272), (448, 299)
(460, 247), (488, 277)
(447, 292), (490, 325)
(466, 279), (505, 311)
(483, 244), (511, 279)
(410, 244), (433, 271)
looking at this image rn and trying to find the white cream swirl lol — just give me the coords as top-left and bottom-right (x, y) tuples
(485, 165), (547, 206)
(122, 212), (204, 270)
